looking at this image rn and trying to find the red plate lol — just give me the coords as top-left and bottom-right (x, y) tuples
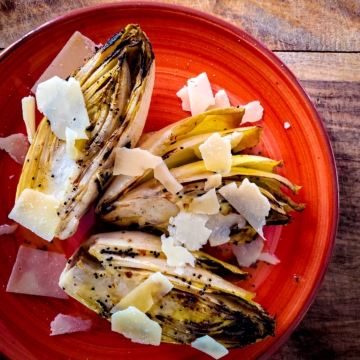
(0, 2), (338, 359)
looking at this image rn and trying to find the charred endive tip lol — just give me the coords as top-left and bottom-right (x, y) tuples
(59, 231), (276, 348)
(16, 24), (155, 240)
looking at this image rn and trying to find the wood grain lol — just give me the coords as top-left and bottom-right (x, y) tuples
(1, 0), (359, 51)
(276, 52), (360, 82)
(273, 78), (360, 359)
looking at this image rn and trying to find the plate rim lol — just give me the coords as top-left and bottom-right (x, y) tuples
(0, 2), (339, 358)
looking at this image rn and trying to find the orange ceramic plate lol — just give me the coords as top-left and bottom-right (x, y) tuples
(0, 3), (338, 359)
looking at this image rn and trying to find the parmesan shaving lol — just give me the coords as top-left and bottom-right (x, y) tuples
(0, 224), (18, 235)
(176, 85), (191, 111)
(258, 252), (281, 265)
(199, 133), (232, 174)
(189, 188), (220, 215)
(168, 212), (211, 251)
(206, 213), (246, 247)
(218, 179), (270, 239)
(240, 101), (264, 124)
(204, 174), (222, 191)
(111, 306), (161, 345)
(232, 237), (264, 267)
(154, 162), (183, 195)
(191, 335), (229, 359)
(114, 147), (163, 176)
(50, 314), (92, 336)
(6, 246), (68, 298)
(187, 73), (215, 116)
(161, 235), (195, 271)
(65, 127), (78, 160)
(111, 272), (173, 313)
(207, 89), (231, 110)
(21, 96), (36, 144)
(0, 133), (29, 164)
(36, 76), (90, 140)
(32, 31), (96, 93)
(8, 189), (60, 241)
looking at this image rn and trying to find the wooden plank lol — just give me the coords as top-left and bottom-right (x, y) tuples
(275, 52), (360, 82)
(272, 79), (360, 358)
(1, 0), (359, 51)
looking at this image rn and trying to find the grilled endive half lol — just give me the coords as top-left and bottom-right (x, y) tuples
(16, 24), (155, 239)
(97, 108), (305, 242)
(59, 231), (275, 348)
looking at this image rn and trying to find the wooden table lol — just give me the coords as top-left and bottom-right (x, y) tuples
(1, 1), (359, 358)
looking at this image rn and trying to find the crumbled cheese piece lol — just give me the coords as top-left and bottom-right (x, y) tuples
(114, 148), (163, 176)
(0, 133), (29, 164)
(207, 89), (231, 110)
(21, 96), (36, 144)
(187, 73), (215, 116)
(199, 133), (232, 174)
(65, 127), (78, 160)
(176, 85), (191, 111)
(168, 212), (211, 251)
(191, 335), (229, 359)
(111, 306), (161, 346)
(161, 235), (195, 272)
(204, 174), (222, 191)
(189, 188), (220, 215)
(0, 224), (18, 235)
(8, 189), (60, 241)
(32, 31), (96, 93)
(284, 122), (291, 129)
(232, 237), (264, 267)
(6, 246), (68, 298)
(225, 131), (243, 148)
(258, 252), (281, 265)
(36, 76), (89, 140)
(111, 272), (173, 314)
(218, 179), (270, 238)
(206, 213), (246, 246)
(240, 101), (264, 124)
(154, 162), (183, 195)
(50, 314), (92, 335)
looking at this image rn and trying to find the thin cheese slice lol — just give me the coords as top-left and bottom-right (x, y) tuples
(111, 272), (173, 313)
(32, 31), (96, 93)
(161, 235), (195, 272)
(50, 314), (92, 335)
(207, 89), (231, 110)
(225, 132), (243, 148)
(232, 237), (264, 267)
(154, 162), (183, 195)
(114, 147), (163, 176)
(6, 246), (68, 299)
(8, 189), (61, 241)
(0, 224), (18, 235)
(0, 133), (29, 164)
(187, 73), (215, 116)
(204, 174), (222, 191)
(199, 133), (232, 174)
(189, 188), (220, 215)
(191, 335), (229, 359)
(176, 85), (191, 111)
(65, 127), (78, 160)
(258, 252), (281, 265)
(206, 213), (246, 247)
(21, 96), (36, 144)
(240, 101), (264, 124)
(111, 306), (161, 345)
(218, 179), (270, 238)
(36, 76), (89, 140)
(168, 212), (211, 251)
